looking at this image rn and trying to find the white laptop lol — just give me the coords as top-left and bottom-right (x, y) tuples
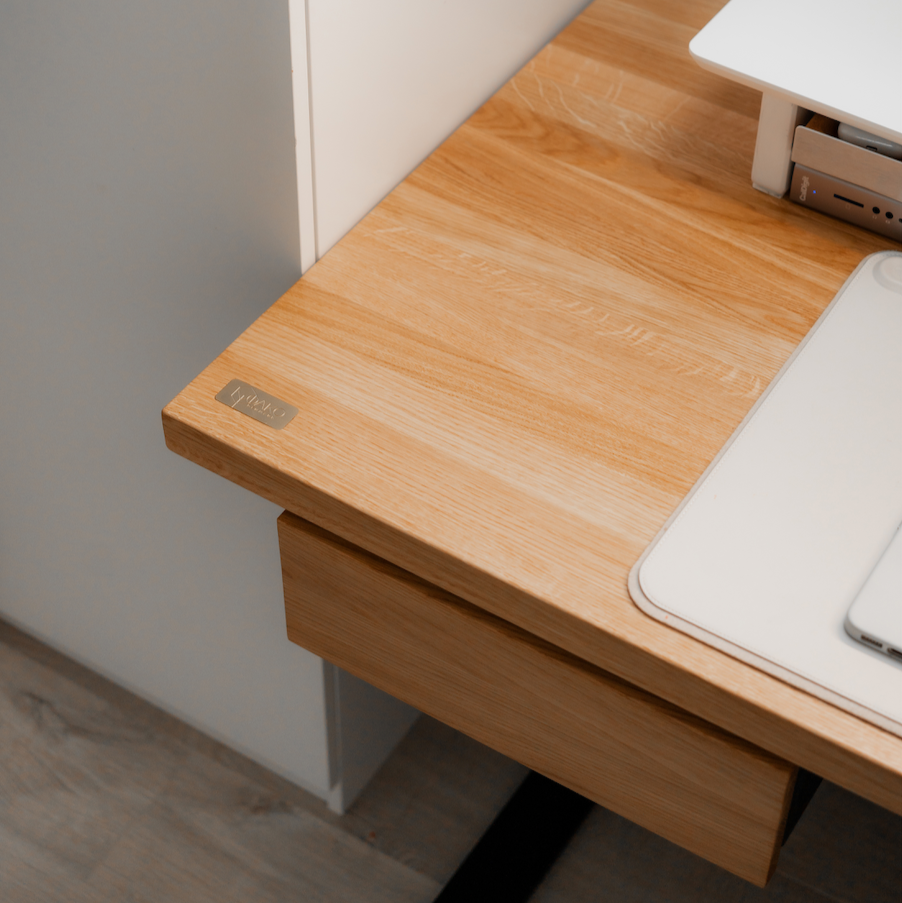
(845, 520), (902, 661)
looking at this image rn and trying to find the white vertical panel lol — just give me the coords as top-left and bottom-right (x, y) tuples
(307, 0), (592, 257)
(288, 0), (317, 272)
(324, 666), (420, 815)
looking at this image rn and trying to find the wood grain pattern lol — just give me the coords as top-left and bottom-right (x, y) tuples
(162, 0), (902, 814)
(279, 511), (796, 886)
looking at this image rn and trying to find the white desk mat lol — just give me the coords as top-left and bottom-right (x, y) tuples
(629, 251), (902, 736)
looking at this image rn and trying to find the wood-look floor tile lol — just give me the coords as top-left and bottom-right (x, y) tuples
(0, 865), (99, 903)
(0, 644), (176, 888)
(86, 800), (438, 903)
(117, 743), (440, 903)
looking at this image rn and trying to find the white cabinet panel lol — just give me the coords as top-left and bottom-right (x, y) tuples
(306, 0), (592, 257)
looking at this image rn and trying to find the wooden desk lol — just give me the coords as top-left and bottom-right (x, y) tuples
(162, 0), (902, 887)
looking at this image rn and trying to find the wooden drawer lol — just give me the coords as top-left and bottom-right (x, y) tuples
(278, 511), (797, 886)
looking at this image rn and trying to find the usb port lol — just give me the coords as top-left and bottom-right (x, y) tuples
(887, 648), (902, 662)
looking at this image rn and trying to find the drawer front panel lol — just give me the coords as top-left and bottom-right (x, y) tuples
(278, 511), (795, 886)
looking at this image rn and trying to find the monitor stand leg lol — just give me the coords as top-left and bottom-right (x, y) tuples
(752, 93), (808, 198)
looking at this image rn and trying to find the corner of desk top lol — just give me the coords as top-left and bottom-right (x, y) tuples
(161, 386), (215, 464)
(161, 395), (193, 458)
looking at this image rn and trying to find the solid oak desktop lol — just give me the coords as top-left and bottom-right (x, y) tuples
(162, 0), (902, 887)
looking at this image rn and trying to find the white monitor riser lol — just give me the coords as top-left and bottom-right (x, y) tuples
(690, 0), (902, 197)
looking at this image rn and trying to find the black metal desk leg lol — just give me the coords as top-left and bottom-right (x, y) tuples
(434, 771), (594, 903)
(782, 768), (822, 845)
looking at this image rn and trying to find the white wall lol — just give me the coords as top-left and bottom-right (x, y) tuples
(306, 0), (593, 257)
(0, 0), (334, 796)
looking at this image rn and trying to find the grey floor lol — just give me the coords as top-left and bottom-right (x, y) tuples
(1, 618), (899, 903)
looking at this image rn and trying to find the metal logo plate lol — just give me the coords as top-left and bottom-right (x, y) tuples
(215, 379), (298, 430)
